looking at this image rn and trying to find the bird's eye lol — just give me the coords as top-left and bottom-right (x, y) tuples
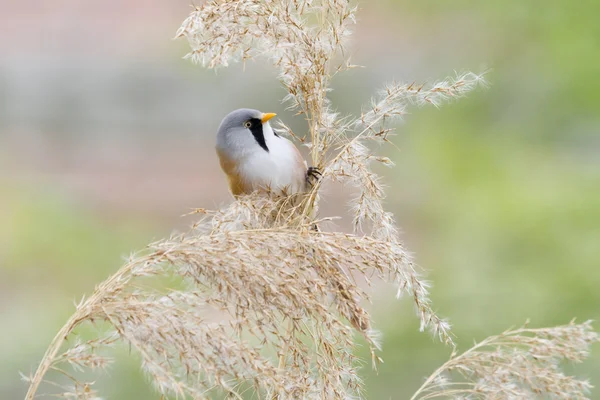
(244, 121), (252, 129)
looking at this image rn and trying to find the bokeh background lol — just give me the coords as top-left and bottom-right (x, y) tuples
(2, 0), (599, 398)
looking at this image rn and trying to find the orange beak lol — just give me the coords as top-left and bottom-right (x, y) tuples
(261, 113), (277, 124)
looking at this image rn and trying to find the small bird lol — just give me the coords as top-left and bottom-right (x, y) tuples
(216, 108), (320, 197)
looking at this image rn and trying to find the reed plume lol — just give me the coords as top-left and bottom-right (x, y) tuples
(24, 1), (597, 399)
(411, 320), (598, 400)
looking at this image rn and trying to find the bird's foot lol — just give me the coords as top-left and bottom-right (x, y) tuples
(306, 167), (322, 187)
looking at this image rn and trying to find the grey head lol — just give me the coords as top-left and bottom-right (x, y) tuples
(216, 108), (272, 156)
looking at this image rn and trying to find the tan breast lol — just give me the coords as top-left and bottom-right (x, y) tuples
(216, 148), (252, 196)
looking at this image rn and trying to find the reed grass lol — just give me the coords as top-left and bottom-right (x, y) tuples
(24, 1), (598, 399)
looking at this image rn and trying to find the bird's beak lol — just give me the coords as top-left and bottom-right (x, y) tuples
(261, 113), (277, 124)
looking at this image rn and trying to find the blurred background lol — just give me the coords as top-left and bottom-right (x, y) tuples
(2, 0), (599, 398)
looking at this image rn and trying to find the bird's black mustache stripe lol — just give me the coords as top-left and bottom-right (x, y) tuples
(248, 118), (269, 152)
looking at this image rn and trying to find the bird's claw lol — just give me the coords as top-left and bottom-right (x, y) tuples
(306, 167), (322, 187)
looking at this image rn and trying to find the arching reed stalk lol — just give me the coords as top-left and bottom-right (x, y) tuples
(411, 320), (598, 400)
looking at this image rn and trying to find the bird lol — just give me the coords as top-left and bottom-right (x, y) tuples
(216, 108), (320, 197)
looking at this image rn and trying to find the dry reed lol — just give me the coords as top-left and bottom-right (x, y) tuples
(24, 1), (598, 399)
(411, 320), (598, 400)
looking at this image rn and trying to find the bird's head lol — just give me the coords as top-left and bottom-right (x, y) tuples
(216, 108), (277, 154)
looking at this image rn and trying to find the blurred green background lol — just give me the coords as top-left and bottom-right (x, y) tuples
(2, 0), (599, 398)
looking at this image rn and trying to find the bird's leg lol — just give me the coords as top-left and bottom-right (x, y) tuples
(305, 167), (322, 232)
(306, 166), (322, 187)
